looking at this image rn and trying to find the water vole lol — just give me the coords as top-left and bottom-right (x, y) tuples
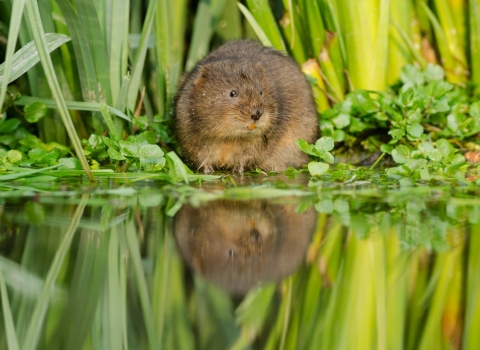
(174, 40), (319, 173)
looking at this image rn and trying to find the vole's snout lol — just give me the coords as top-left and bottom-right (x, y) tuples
(251, 109), (263, 121)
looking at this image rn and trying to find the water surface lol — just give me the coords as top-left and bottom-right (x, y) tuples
(0, 175), (478, 349)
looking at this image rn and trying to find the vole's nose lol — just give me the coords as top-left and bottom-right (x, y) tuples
(251, 109), (262, 121)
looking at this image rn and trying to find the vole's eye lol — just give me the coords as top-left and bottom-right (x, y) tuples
(260, 91), (263, 96)
(230, 90), (237, 98)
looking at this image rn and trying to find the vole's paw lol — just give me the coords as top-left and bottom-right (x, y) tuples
(202, 164), (214, 174)
(233, 163), (244, 174)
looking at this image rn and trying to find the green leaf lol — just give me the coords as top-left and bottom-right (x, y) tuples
(315, 137), (335, 152)
(406, 123), (424, 138)
(6, 150), (22, 163)
(296, 139), (315, 156)
(332, 113), (350, 128)
(59, 158), (82, 170)
(24, 102), (48, 123)
(389, 128), (405, 140)
(308, 161), (330, 176)
(102, 136), (118, 149)
(133, 115), (150, 130)
(436, 139), (454, 158)
(107, 147), (126, 160)
(469, 101), (480, 119)
(315, 199), (334, 213)
(425, 81), (454, 99)
(138, 144), (164, 158)
(391, 145), (411, 164)
(87, 134), (105, 150)
(0, 118), (21, 134)
(400, 64), (425, 85)
(423, 64), (445, 82)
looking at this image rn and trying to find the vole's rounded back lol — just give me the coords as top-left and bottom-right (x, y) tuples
(174, 40), (319, 173)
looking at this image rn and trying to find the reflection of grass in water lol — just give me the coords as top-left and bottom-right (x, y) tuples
(0, 200), (478, 349)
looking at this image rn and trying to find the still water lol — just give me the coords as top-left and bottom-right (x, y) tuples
(0, 174), (479, 350)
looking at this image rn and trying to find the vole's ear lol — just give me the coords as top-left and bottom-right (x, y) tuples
(193, 65), (208, 87)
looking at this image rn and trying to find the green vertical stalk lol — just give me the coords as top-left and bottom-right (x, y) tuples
(155, 0), (188, 117)
(298, 0), (325, 57)
(388, 0), (413, 84)
(386, 231), (408, 350)
(433, 0), (467, 67)
(25, 0), (94, 181)
(319, 47), (345, 102)
(108, 0), (130, 107)
(0, 0), (26, 115)
(422, 1), (467, 82)
(126, 0), (158, 111)
(0, 267), (20, 350)
(22, 195), (88, 350)
(338, 0), (390, 91)
(245, 0), (287, 52)
(464, 223), (480, 349)
(301, 59), (330, 112)
(279, 3), (308, 63)
(185, 0), (228, 71)
(470, 0), (480, 95)
(417, 233), (463, 350)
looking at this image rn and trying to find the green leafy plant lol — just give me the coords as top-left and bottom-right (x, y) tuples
(296, 136), (335, 176)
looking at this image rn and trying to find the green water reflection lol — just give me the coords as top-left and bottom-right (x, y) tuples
(0, 183), (479, 350)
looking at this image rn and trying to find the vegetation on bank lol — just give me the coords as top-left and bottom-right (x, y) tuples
(0, 0), (480, 184)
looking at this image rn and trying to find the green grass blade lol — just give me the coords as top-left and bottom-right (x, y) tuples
(155, 0), (188, 115)
(372, 0), (390, 91)
(420, 2), (465, 83)
(74, 0), (112, 103)
(0, 267), (20, 350)
(299, 0), (325, 57)
(166, 151), (189, 184)
(15, 95), (131, 122)
(464, 223), (480, 349)
(100, 104), (120, 141)
(337, 0), (377, 90)
(470, 0), (480, 95)
(0, 0), (26, 115)
(244, 0), (286, 52)
(107, 227), (123, 350)
(388, 0), (413, 84)
(22, 194), (88, 350)
(391, 18), (427, 69)
(323, 0), (347, 64)
(108, 0), (129, 106)
(0, 164), (60, 181)
(25, 0), (94, 181)
(56, 0), (100, 103)
(127, 0), (158, 111)
(279, 4), (307, 63)
(237, 3), (273, 47)
(185, 0), (228, 71)
(433, 0), (467, 66)
(125, 219), (160, 349)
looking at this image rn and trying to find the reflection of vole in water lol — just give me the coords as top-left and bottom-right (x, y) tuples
(174, 40), (319, 173)
(173, 200), (317, 295)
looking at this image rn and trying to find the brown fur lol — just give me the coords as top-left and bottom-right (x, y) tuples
(174, 40), (319, 173)
(173, 200), (317, 295)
